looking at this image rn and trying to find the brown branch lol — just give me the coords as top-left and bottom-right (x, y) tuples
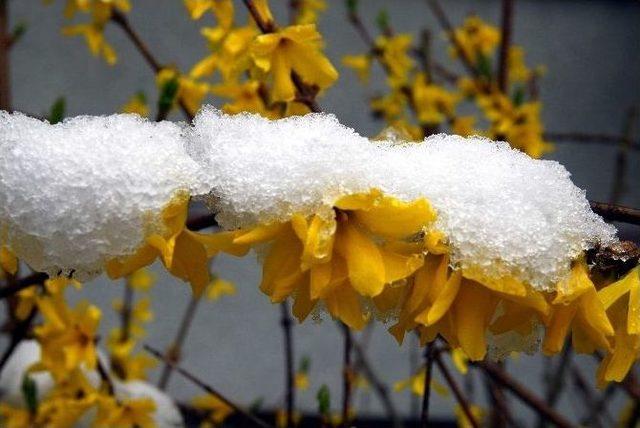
(497, 0), (514, 92)
(0, 0), (10, 110)
(473, 360), (576, 428)
(433, 350), (479, 428)
(545, 132), (640, 150)
(96, 357), (116, 396)
(158, 294), (201, 390)
(350, 337), (401, 427)
(537, 344), (572, 428)
(0, 272), (48, 299)
(610, 107), (639, 204)
(110, 10), (194, 121)
(120, 279), (134, 343)
(340, 323), (353, 428)
(570, 366), (607, 428)
(590, 201), (640, 226)
(145, 344), (274, 428)
(280, 301), (295, 428)
(420, 343), (434, 428)
(0, 307), (37, 373)
(425, 0), (480, 79)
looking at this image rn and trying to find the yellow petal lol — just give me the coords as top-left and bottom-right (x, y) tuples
(233, 222), (285, 245)
(453, 280), (497, 361)
(353, 196), (436, 240)
(324, 283), (368, 330)
(260, 227), (303, 302)
(166, 231), (210, 296)
(309, 262), (332, 299)
(542, 303), (577, 355)
(191, 230), (251, 257)
(334, 221), (385, 297)
(106, 245), (158, 279)
(292, 279), (315, 323)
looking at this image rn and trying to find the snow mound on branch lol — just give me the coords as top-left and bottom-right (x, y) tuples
(0, 112), (203, 280)
(190, 108), (616, 289)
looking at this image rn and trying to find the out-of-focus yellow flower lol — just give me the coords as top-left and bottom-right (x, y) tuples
(455, 403), (485, 428)
(211, 80), (279, 119)
(156, 68), (210, 116)
(128, 267), (156, 292)
(295, 372), (310, 390)
(375, 34), (414, 87)
(121, 92), (149, 117)
(15, 287), (38, 320)
(36, 369), (99, 424)
(184, 0), (234, 31)
(393, 368), (449, 397)
(95, 396), (156, 428)
(33, 294), (101, 379)
(295, 0), (326, 25)
(342, 54), (372, 84)
(191, 25), (258, 81)
(56, 0), (130, 22)
(370, 91), (407, 122)
(450, 16), (500, 64)
(193, 394), (235, 425)
(276, 408), (302, 428)
(451, 116), (478, 137)
(250, 24), (338, 102)
(62, 23), (117, 65)
(206, 277), (236, 301)
(0, 404), (32, 428)
(0, 246), (18, 275)
(508, 45), (531, 83)
(451, 348), (469, 374)
(411, 73), (459, 125)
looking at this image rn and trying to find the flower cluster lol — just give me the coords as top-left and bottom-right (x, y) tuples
(344, 13), (550, 158)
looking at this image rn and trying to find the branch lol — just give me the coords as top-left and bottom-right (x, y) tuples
(473, 360), (576, 428)
(497, 0), (514, 92)
(0, 271), (48, 299)
(280, 301), (295, 428)
(110, 10), (194, 121)
(340, 322), (353, 428)
(0, 0), (11, 110)
(590, 201), (640, 226)
(433, 351), (479, 428)
(420, 343), (434, 428)
(545, 132), (640, 150)
(144, 344), (274, 428)
(0, 307), (37, 373)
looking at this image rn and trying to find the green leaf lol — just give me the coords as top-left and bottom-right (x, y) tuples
(157, 77), (180, 118)
(376, 9), (390, 33)
(512, 85), (525, 107)
(345, 0), (358, 14)
(316, 384), (331, 416)
(476, 52), (493, 80)
(249, 397), (264, 413)
(21, 375), (38, 414)
(134, 91), (147, 104)
(47, 97), (66, 124)
(299, 355), (311, 373)
(11, 21), (27, 45)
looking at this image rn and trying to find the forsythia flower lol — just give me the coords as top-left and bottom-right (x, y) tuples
(206, 277), (236, 301)
(507, 45), (531, 83)
(95, 396), (156, 428)
(212, 189), (435, 330)
(211, 80), (279, 119)
(62, 23), (117, 65)
(184, 0), (234, 31)
(295, 0), (327, 25)
(250, 24), (338, 102)
(191, 26), (258, 81)
(121, 92), (149, 117)
(342, 54), (372, 84)
(33, 294), (101, 379)
(192, 394), (235, 426)
(156, 68), (211, 116)
(375, 34), (414, 87)
(450, 15), (500, 64)
(393, 368), (449, 397)
(0, 245), (18, 275)
(455, 404), (485, 428)
(411, 73), (459, 125)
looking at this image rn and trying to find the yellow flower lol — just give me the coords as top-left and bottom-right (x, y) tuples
(375, 34), (414, 87)
(295, 0), (326, 25)
(251, 24), (338, 102)
(36, 370), (99, 425)
(0, 404), (32, 428)
(211, 80), (279, 119)
(342, 54), (372, 84)
(393, 368), (449, 397)
(210, 189), (435, 330)
(184, 0), (234, 31)
(191, 25), (258, 81)
(451, 116), (478, 137)
(508, 45), (531, 83)
(276, 408), (302, 428)
(450, 16), (500, 64)
(15, 286), (38, 320)
(0, 245), (18, 275)
(62, 23), (117, 65)
(455, 404), (485, 428)
(106, 193), (248, 296)
(192, 394), (234, 425)
(294, 372), (310, 390)
(156, 69), (210, 116)
(95, 396), (156, 428)
(33, 294), (101, 379)
(206, 277), (236, 301)
(370, 91), (407, 122)
(411, 73), (459, 125)
(128, 267), (156, 292)
(121, 92), (149, 117)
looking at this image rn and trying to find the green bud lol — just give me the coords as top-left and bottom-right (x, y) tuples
(316, 384), (331, 416)
(376, 9), (390, 33)
(346, 0), (358, 14)
(299, 355), (311, 373)
(47, 97), (66, 125)
(21, 375), (38, 414)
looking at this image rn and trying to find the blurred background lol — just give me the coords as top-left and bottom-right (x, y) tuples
(6, 0), (640, 424)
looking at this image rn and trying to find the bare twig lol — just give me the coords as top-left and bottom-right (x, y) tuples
(0, 307), (37, 373)
(537, 344), (572, 428)
(0, 272), (48, 299)
(158, 295), (201, 390)
(473, 360), (576, 428)
(420, 343), (434, 428)
(545, 132), (640, 150)
(145, 344), (274, 428)
(610, 107), (639, 204)
(497, 0), (514, 92)
(96, 357), (116, 396)
(434, 351), (479, 428)
(120, 279), (134, 343)
(280, 301), (295, 428)
(0, 0), (10, 110)
(340, 323), (353, 428)
(581, 384), (615, 427)
(590, 201), (640, 226)
(570, 366), (607, 428)
(110, 10), (194, 120)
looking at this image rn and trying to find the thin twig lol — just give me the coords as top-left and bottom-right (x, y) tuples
(120, 279), (134, 343)
(545, 132), (640, 150)
(570, 366), (607, 428)
(110, 10), (194, 120)
(340, 323), (353, 428)
(145, 344), (274, 428)
(434, 351), (479, 428)
(158, 295), (202, 390)
(537, 344), (572, 428)
(581, 384), (615, 427)
(474, 360), (576, 428)
(590, 201), (640, 226)
(610, 107), (639, 204)
(0, 307), (37, 373)
(420, 343), (434, 428)
(350, 334), (402, 428)
(0, 272), (48, 299)
(0, 0), (10, 110)
(280, 301), (295, 428)
(96, 357), (116, 396)
(497, 0), (514, 92)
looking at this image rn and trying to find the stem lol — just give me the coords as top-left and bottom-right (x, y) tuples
(120, 279), (134, 343)
(96, 357), (116, 396)
(145, 344), (274, 428)
(610, 107), (638, 204)
(420, 343), (434, 428)
(590, 201), (640, 226)
(157, 295), (201, 390)
(570, 366), (607, 428)
(537, 344), (572, 428)
(280, 301), (294, 428)
(434, 351), (479, 428)
(0, 0), (10, 110)
(545, 132), (639, 150)
(110, 10), (194, 120)
(497, 0), (514, 92)
(340, 323), (353, 428)
(473, 360), (575, 428)
(0, 272), (48, 299)
(0, 307), (37, 373)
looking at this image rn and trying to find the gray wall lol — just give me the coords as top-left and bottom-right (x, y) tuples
(7, 0), (640, 423)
